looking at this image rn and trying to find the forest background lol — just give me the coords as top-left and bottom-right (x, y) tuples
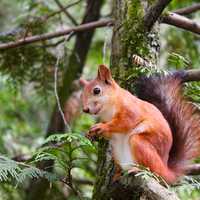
(0, 0), (200, 199)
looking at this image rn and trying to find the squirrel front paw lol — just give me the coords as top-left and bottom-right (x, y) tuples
(90, 123), (108, 134)
(86, 123), (108, 141)
(86, 132), (98, 141)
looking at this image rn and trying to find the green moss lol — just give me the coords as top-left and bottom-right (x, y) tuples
(111, 0), (159, 86)
(120, 0), (149, 66)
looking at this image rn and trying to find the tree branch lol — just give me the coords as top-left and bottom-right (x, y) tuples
(0, 19), (113, 50)
(110, 175), (179, 200)
(144, 0), (172, 31)
(181, 69), (200, 82)
(161, 12), (200, 35)
(54, 0), (78, 25)
(44, 0), (82, 20)
(185, 164), (200, 175)
(174, 3), (200, 15)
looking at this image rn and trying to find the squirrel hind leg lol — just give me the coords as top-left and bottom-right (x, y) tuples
(129, 135), (177, 184)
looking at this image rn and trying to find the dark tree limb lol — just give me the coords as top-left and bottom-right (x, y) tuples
(161, 12), (200, 35)
(144, 0), (172, 31)
(174, 3), (200, 15)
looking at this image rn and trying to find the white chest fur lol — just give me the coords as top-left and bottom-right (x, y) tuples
(111, 133), (135, 170)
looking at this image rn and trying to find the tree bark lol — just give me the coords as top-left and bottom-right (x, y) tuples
(92, 0), (179, 200)
(26, 0), (104, 199)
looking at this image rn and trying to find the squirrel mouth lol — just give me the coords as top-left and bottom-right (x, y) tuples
(93, 106), (102, 115)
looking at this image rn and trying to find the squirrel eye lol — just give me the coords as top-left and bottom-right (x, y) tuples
(93, 87), (101, 95)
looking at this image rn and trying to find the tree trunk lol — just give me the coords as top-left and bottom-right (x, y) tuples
(92, 0), (179, 200)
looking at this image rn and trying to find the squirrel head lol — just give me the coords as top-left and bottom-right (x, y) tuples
(80, 65), (118, 121)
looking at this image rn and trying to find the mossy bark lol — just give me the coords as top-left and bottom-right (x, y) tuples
(92, 1), (178, 200)
(111, 0), (160, 84)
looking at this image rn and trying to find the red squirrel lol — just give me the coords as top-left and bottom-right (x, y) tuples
(80, 64), (200, 184)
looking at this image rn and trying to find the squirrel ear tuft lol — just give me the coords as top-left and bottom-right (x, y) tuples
(79, 78), (88, 87)
(97, 65), (112, 84)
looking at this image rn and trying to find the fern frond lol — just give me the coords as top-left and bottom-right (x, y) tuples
(0, 156), (21, 182)
(0, 155), (60, 185)
(44, 132), (94, 148)
(34, 152), (58, 163)
(18, 167), (59, 183)
(17, 167), (43, 183)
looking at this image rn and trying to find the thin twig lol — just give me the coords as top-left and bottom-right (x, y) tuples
(60, 176), (83, 200)
(0, 0), (82, 39)
(54, 0), (78, 25)
(102, 23), (113, 64)
(35, 38), (66, 48)
(44, 0), (82, 21)
(173, 3), (200, 15)
(54, 34), (73, 132)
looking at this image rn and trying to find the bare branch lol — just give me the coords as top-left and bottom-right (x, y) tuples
(0, 19), (114, 50)
(181, 69), (200, 82)
(54, 0), (78, 25)
(44, 0), (82, 20)
(185, 164), (200, 175)
(144, 0), (172, 31)
(161, 12), (200, 35)
(174, 3), (200, 15)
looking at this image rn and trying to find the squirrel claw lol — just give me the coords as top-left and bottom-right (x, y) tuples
(86, 132), (98, 141)
(89, 123), (107, 134)
(128, 167), (141, 175)
(86, 123), (107, 141)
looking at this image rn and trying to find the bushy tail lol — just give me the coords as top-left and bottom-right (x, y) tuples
(135, 71), (200, 175)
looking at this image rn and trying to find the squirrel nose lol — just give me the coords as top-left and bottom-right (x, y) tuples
(83, 107), (90, 113)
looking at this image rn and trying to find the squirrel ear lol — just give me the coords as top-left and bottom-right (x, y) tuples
(97, 64), (112, 84)
(79, 78), (88, 87)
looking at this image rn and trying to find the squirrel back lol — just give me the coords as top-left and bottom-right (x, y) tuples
(135, 71), (200, 174)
